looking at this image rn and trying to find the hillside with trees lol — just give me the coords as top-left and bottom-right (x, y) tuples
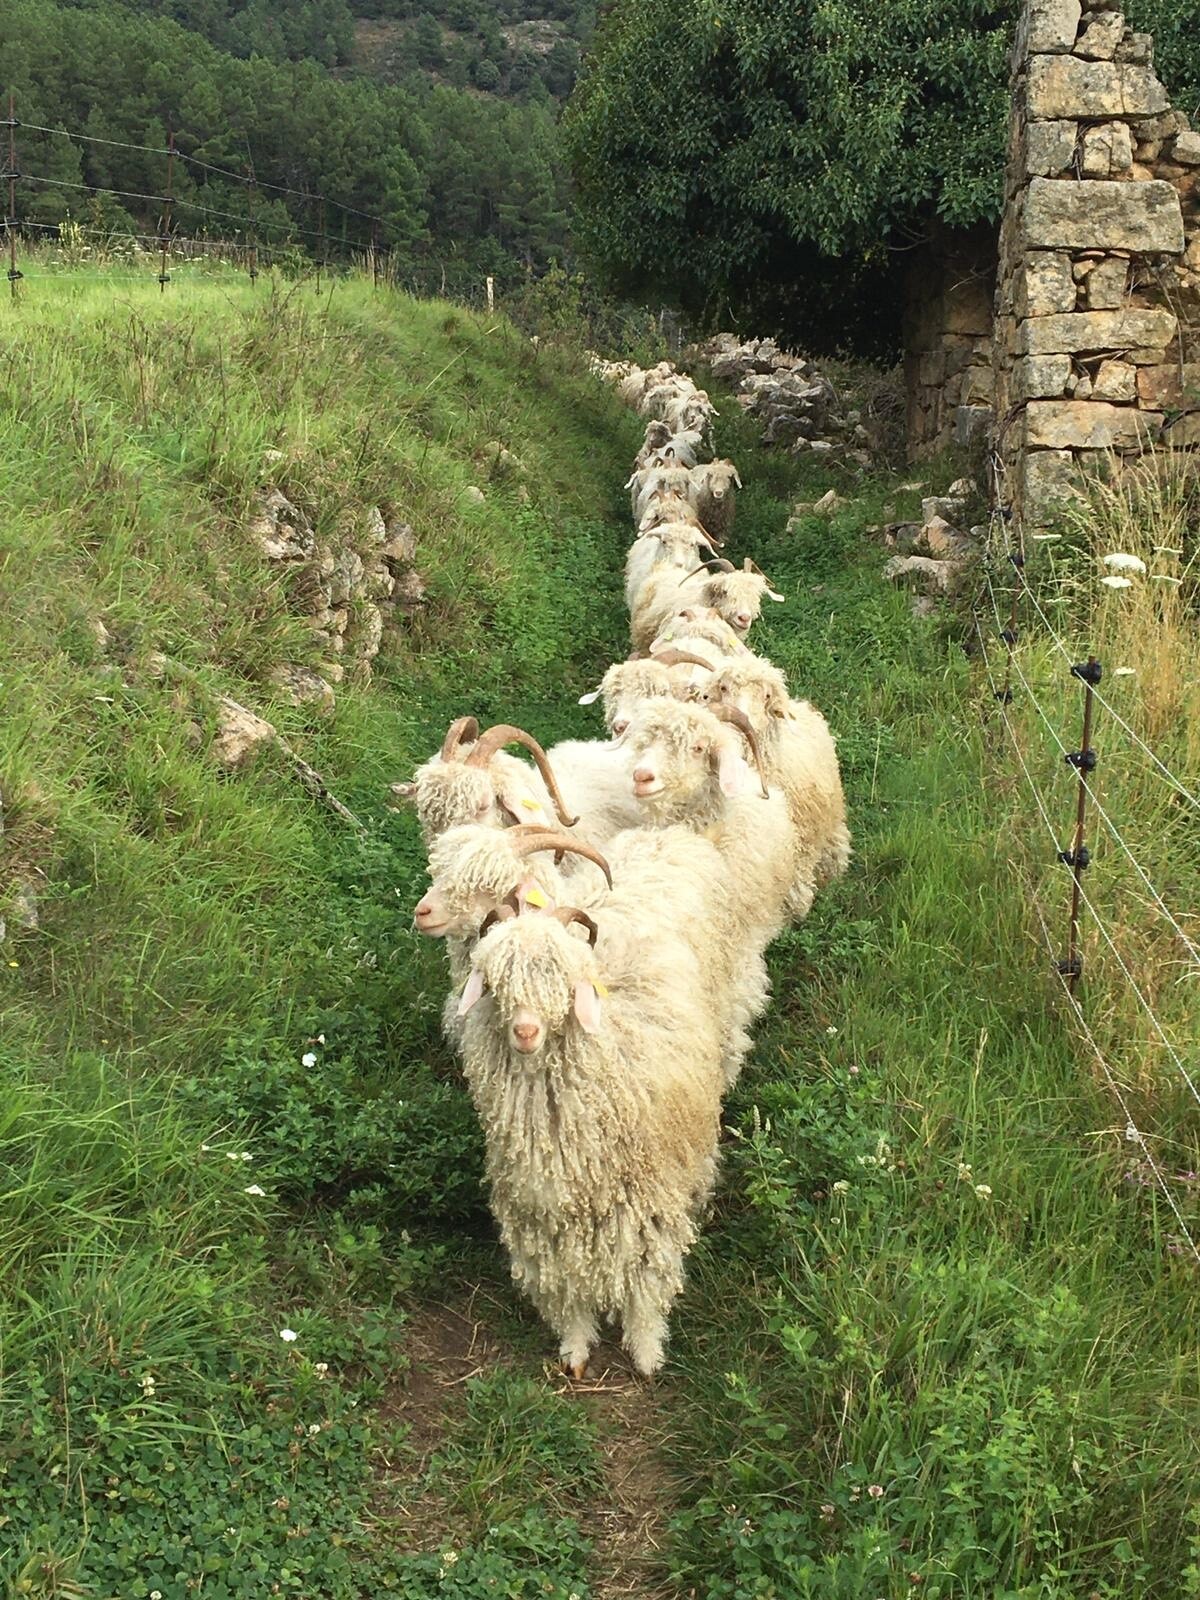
(6, 0), (571, 293)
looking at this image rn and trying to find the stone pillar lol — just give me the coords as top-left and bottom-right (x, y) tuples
(991, 0), (1199, 523)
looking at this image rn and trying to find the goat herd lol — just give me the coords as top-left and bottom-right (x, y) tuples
(391, 355), (850, 1379)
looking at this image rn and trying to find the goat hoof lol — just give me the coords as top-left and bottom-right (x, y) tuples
(566, 1358), (588, 1380)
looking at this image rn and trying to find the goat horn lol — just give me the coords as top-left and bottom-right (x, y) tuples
(510, 830), (613, 889)
(743, 556), (785, 601)
(479, 899), (520, 937)
(551, 906), (599, 946)
(680, 558), (734, 583)
(651, 649), (716, 672)
(440, 716), (479, 761)
(465, 724), (579, 826)
(710, 705), (771, 799)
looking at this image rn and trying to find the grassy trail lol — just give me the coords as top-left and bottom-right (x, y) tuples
(1, 272), (1197, 1600)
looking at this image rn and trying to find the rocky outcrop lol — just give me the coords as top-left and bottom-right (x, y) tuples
(992, 0), (1200, 524)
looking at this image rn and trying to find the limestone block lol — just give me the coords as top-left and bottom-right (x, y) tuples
(1015, 251), (1077, 315)
(1024, 399), (1164, 447)
(1021, 450), (1083, 519)
(1014, 354), (1073, 400)
(1173, 133), (1200, 165)
(954, 406), (992, 446)
(1085, 257), (1129, 307)
(1023, 177), (1184, 252)
(1092, 358), (1137, 400)
(1115, 31), (1152, 64)
(1026, 57), (1169, 119)
(1163, 413), (1200, 444)
(1027, 120), (1078, 176)
(1135, 111), (1186, 143)
(1075, 11), (1124, 58)
(1072, 373), (1094, 397)
(1018, 306), (1177, 354)
(1135, 363), (1200, 406)
(1023, 0), (1082, 52)
(267, 664), (336, 715)
(212, 699), (276, 770)
(1081, 122), (1134, 175)
(963, 365), (996, 406)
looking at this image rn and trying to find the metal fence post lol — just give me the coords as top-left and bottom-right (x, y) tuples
(1057, 655), (1102, 993)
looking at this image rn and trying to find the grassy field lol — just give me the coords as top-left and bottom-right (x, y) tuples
(1, 266), (1197, 1600)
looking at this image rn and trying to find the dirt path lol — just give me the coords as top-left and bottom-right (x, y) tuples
(373, 1285), (679, 1596)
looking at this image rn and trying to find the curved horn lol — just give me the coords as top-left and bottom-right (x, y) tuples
(710, 705), (770, 799)
(479, 899), (519, 937)
(743, 557), (785, 601)
(440, 716), (479, 761)
(680, 558), (735, 584)
(465, 724), (579, 826)
(551, 906), (599, 946)
(510, 829), (613, 889)
(651, 649), (717, 672)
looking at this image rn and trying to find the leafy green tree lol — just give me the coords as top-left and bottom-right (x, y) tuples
(565, 0), (1200, 350)
(473, 55), (502, 89)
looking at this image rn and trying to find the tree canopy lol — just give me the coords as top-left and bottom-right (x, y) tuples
(563, 0), (1200, 351)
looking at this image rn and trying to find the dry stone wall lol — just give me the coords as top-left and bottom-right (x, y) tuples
(904, 227), (997, 459)
(991, 0), (1200, 523)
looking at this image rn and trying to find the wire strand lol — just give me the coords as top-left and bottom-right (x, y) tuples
(984, 571), (1200, 1114)
(975, 615), (1200, 1266)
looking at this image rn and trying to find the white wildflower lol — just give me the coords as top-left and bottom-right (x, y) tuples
(867, 1483), (884, 1499)
(1102, 553), (1147, 575)
(957, 1162), (972, 1181)
(307, 1423), (321, 1436)
(831, 1180), (850, 1195)
(244, 1184), (266, 1197)
(200, 1144), (213, 1153)
(316, 1033), (326, 1044)
(301, 1051), (317, 1068)
(1113, 667), (1136, 677)
(825, 1025), (838, 1036)
(974, 1184), (993, 1199)
(279, 1328), (298, 1342)
(151, 1591), (163, 1600)
(442, 1550), (459, 1567)
(1099, 575), (1134, 590)
(315, 1362), (329, 1377)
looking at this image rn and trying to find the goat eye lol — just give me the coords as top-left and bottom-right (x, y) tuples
(691, 742), (705, 755)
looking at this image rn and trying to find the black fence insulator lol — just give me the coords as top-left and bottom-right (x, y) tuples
(1065, 749), (1098, 772)
(1000, 627), (1019, 646)
(6, 266), (22, 282)
(1056, 955), (1083, 979)
(1071, 659), (1103, 686)
(0, 169), (20, 183)
(994, 686), (1013, 704)
(1057, 845), (1090, 869)
(157, 272), (170, 286)
(1007, 548), (1024, 566)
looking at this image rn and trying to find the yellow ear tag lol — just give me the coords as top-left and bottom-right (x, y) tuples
(524, 887), (548, 908)
(593, 980), (609, 998)
(520, 796), (542, 810)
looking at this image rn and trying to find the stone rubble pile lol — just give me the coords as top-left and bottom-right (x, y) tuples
(690, 333), (875, 466)
(993, 0), (1200, 522)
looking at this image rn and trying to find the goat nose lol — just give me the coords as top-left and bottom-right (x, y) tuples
(415, 897), (434, 921)
(735, 613), (752, 629)
(633, 766), (654, 784)
(513, 1022), (538, 1042)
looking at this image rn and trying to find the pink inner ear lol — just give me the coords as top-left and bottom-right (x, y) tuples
(716, 738), (746, 798)
(573, 980), (602, 1033)
(458, 968), (486, 1016)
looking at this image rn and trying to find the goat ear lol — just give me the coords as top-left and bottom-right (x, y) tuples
(497, 771), (550, 827)
(732, 469), (743, 489)
(458, 968), (486, 1016)
(623, 471), (638, 489)
(573, 979), (602, 1033)
(715, 734), (747, 798)
(577, 687), (602, 705)
(766, 586), (785, 603)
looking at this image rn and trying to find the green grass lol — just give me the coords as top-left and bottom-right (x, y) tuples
(1, 266), (1197, 1600)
